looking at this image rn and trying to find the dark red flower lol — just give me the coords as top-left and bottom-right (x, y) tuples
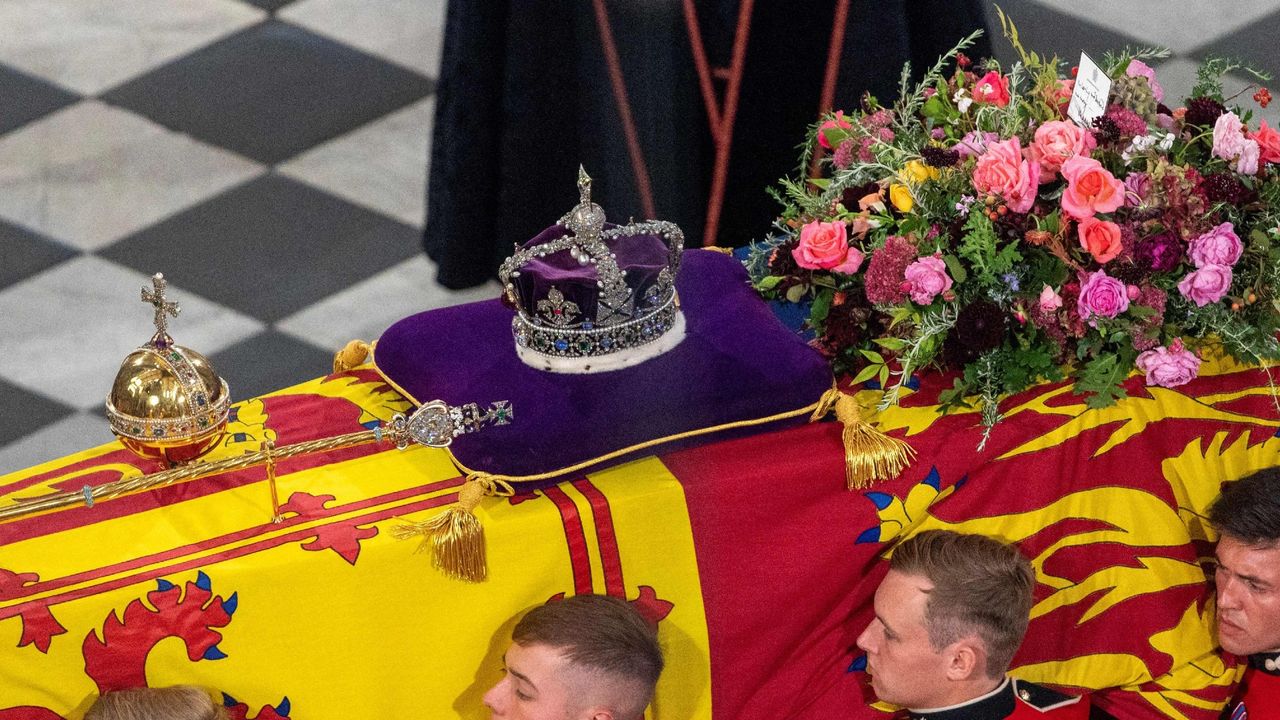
(1184, 96), (1226, 129)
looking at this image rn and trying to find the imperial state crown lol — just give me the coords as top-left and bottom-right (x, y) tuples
(498, 167), (685, 373)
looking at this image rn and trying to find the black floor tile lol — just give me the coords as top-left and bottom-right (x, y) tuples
(241, 0), (301, 11)
(101, 20), (435, 164)
(100, 173), (421, 322)
(0, 65), (80, 136)
(208, 329), (332, 401)
(0, 377), (75, 446)
(1186, 9), (1280, 90)
(0, 221), (78, 291)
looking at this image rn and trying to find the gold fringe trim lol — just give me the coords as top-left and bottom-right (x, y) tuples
(702, 246), (735, 255)
(811, 386), (916, 489)
(333, 339), (372, 373)
(391, 475), (514, 583)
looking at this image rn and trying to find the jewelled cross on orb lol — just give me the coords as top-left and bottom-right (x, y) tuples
(141, 272), (180, 347)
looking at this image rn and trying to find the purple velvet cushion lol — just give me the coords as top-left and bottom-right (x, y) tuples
(373, 250), (831, 480)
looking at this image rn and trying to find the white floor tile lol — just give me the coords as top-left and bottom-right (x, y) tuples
(0, 0), (264, 95)
(0, 411), (116, 476)
(278, 98), (433, 229)
(276, 255), (498, 352)
(279, 0), (445, 78)
(1023, 0), (1280, 55)
(0, 101), (264, 251)
(0, 256), (264, 410)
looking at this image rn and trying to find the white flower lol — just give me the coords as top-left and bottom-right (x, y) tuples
(953, 88), (972, 113)
(1121, 132), (1175, 163)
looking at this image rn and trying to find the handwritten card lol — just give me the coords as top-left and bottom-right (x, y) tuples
(1068, 52), (1111, 128)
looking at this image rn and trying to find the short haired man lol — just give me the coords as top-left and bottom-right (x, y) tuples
(857, 529), (1088, 718)
(484, 593), (664, 720)
(1209, 467), (1280, 718)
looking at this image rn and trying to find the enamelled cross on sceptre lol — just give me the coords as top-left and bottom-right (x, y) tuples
(141, 272), (181, 346)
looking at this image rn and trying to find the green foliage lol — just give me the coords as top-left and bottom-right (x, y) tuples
(1100, 46), (1171, 77)
(955, 212), (1022, 299)
(1192, 56), (1273, 100)
(1074, 352), (1134, 409)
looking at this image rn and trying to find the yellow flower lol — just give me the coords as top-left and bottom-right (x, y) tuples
(901, 160), (939, 184)
(889, 183), (914, 213)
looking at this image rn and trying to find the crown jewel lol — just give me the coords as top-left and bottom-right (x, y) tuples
(105, 273), (231, 464)
(499, 167), (685, 373)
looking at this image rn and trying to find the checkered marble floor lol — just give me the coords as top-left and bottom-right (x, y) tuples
(2, 0), (1279, 474)
(0, 0), (499, 473)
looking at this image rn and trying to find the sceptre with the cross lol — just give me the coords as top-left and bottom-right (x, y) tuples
(141, 273), (180, 347)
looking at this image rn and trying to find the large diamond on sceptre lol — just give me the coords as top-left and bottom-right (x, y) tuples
(105, 273), (231, 466)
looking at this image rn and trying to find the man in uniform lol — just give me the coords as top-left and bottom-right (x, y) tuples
(483, 593), (664, 720)
(1210, 468), (1280, 719)
(857, 529), (1089, 718)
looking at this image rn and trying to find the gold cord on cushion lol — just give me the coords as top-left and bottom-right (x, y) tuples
(811, 386), (916, 489)
(390, 474), (514, 582)
(333, 339), (373, 373)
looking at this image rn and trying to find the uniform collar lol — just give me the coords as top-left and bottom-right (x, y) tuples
(1249, 649), (1280, 675)
(907, 677), (1014, 720)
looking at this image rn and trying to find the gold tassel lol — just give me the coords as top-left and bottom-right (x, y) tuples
(811, 386), (916, 489)
(391, 475), (503, 582)
(333, 339), (372, 373)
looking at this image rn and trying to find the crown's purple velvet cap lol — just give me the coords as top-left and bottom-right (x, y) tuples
(511, 222), (672, 323)
(374, 250), (831, 481)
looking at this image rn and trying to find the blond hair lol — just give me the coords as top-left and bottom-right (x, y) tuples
(85, 686), (225, 720)
(890, 530), (1035, 678)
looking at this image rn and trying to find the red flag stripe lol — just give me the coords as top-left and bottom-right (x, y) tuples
(571, 479), (625, 597)
(542, 485), (594, 596)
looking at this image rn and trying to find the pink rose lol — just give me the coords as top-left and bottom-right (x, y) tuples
(1028, 120), (1097, 183)
(1251, 119), (1280, 164)
(1125, 59), (1164, 103)
(1039, 284), (1063, 312)
(1060, 155), (1124, 219)
(1077, 216), (1123, 264)
(832, 246), (866, 274)
(793, 220), (863, 273)
(1077, 270), (1129, 320)
(1135, 339), (1201, 388)
(1188, 222), (1243, 268)
(1237, 138), (1260, 175)
(818, 111), (853, 150)
(1178, 264), (1233, 307)
(971, 137), (1040, 213)
(972, 71), (1011, 107)
(903, 255), (953, 305)
(1212, 112), (1246, 162)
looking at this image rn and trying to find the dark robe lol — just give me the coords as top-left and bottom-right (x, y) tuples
(424, 0), (993, 288)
